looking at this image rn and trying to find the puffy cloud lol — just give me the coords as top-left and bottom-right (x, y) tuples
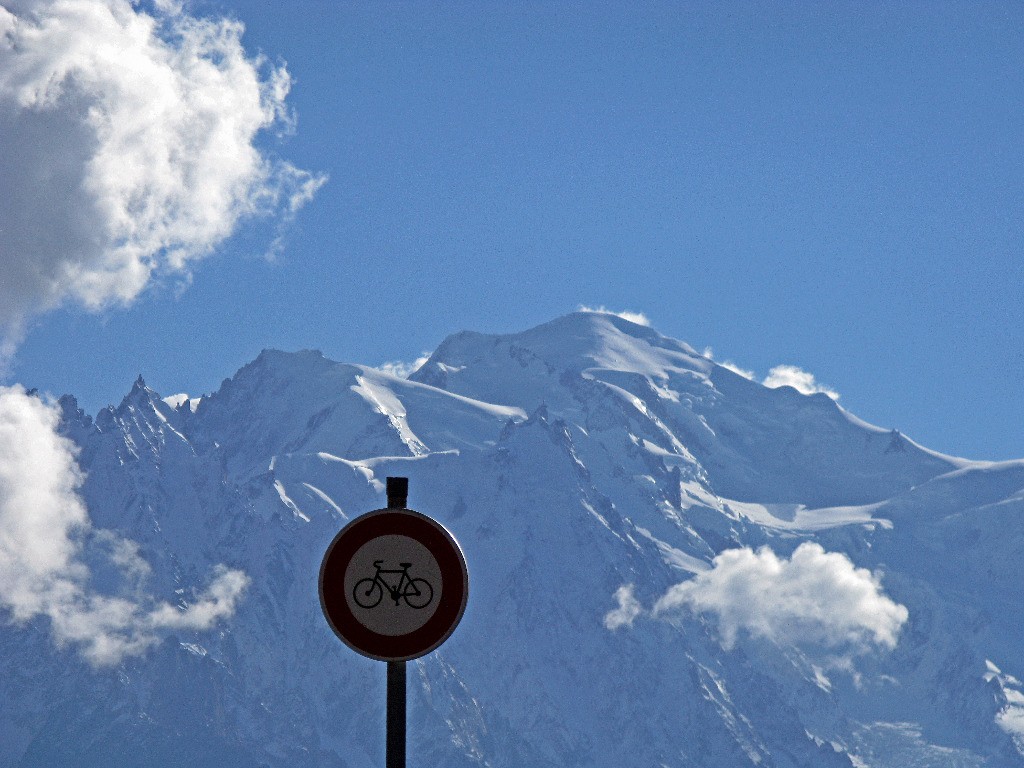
(0, 0), (326, 347)
(985, 661), (1024, 745)
(0, 385), (248, 666)
(702, 347), (757, 381)
(762, 365), (840, 400)
(163, 392), (199, 411)
(720, 361), (756, 380)
(652, 543), (907, 654)
(376, 353), (431, 380)
(604, 584), (642, 630)
(577, 305), (651, 327)
(702, 351), (841, 396)
(0, 0), (316, 665)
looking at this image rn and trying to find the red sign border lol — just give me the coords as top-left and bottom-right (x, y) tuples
(319, 508), (469, 661)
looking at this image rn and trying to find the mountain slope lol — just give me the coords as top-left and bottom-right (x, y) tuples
(2, 311), (1022, 767)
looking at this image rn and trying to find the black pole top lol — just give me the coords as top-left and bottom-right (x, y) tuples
(386, 477), (408, 509)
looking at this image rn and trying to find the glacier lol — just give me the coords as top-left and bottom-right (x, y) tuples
(2, 311), (1023, 766)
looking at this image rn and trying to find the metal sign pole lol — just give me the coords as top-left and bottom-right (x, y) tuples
(385, 477), (408, 768)
(387, 659), (406, 768)
(320, 474), (467, 768)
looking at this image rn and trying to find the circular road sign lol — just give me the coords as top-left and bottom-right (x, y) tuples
(319, 508), (469, 661)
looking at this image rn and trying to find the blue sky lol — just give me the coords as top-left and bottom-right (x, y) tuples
(4, 1), (1024, 461)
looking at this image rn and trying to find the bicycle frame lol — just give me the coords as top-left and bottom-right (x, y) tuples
(371, 561), (415, 602)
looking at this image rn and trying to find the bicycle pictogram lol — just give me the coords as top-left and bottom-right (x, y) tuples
(353, 560), (434, 610)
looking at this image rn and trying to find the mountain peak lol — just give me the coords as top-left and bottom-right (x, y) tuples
(15, 312), (1022, 768)
(411, 311), (705, 394)
(253, 348), (326, 366)
(117, 374), (160, 412)
(550, 308), (658, 334)
(518, 310), (696, 354)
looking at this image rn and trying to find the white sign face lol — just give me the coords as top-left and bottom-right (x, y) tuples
(320, 506), (469, 661)
(343, 534), (443, 636)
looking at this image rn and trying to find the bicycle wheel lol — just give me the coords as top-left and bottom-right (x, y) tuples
(403, 578), (434, 609)
(353, 578), (383, 608)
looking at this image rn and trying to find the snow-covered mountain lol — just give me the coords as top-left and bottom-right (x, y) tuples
(4, 311), (1024, 767)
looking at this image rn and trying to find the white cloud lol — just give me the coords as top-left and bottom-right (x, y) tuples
(985, 661), (1024, 748)
(604, 584), (642, 630)
(702, 351), (840, 396)
(163, 392), (200, 411)
(762, 365), (840, 400)
(720, 361), (756, 380)
(998, 704), (1024, 746)
(376, 353), (431, 380)
(577, 305), (651, 327)
(0, 0), (313, 666)
(0, 385), (248, 666)
(0, 0), (326, 347)
(652, 542), (907, 654)
(701, 347), (756, 381)
(163, 393), (190, 409)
